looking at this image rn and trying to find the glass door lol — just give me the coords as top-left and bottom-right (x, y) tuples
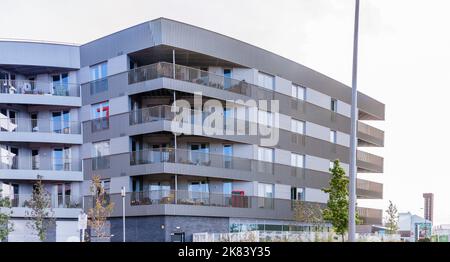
(52, 73), (69, 96)
(188, 181), (209, 203)
(189, 143), (210, 165)
(31, 112), (38, 132)
(223, 144), (233, 168)
(53, 147), (71, 171)
(52, 111), (70, 134)
(224, 69), (232, 89)
(32, 149), (40, 170)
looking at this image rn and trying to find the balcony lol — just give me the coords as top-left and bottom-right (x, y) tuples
(83, 190), (378, 224)
(0, 155), (82, 181)
(129, 148), (281, 176)
(357, 121), (384, 147)
(356, 179), (383, 199)
(2, 194), (82, 209)
(357, 150), (384, 173)
(0, 194), (82, 218)
(87, 148), (380, 199)
(0, 80), (80, 107)
(85, 190), (297, 220)
(0, 117), (82, 144)
(357, 207), (383, 225)
(91, 116), (109, 132)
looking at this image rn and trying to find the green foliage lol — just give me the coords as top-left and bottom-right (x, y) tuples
(26, 179), (55, 241)
(322, 160), (360, 241)
(0, 189), (14, 241)
(385, 200), (399, 234)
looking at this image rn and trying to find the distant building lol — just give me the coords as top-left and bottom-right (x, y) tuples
(433, 224), (450, 242)
(399, 212), (432, 242)
(423, 193), (434, 222)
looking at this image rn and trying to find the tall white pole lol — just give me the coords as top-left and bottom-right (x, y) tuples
(172, 49), (178, 204)
(348, 0), (360, 242)
(121, 187), (126, 242)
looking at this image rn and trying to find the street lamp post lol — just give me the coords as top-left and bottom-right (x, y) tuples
(121, 186), (126, 242)
(348, 0), (360, 243)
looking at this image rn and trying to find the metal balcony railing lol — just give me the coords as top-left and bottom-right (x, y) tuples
(0, 155), (82, 171)
(91, 116), (110, 132)
(0, 117), (81, 134)
(0, 79), (80, 97)
(129, 148), (281, 175)
(0, 194), (82, 208)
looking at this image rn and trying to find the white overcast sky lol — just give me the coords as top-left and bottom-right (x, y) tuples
(2, 0), (448, 224)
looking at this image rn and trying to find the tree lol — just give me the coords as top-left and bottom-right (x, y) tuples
(26, 178), (55, 241)
(0, 189), (14, 241)
(87, 175), (114, 240)
(385, 200), (399, 234)
(322, 159), (360, 242)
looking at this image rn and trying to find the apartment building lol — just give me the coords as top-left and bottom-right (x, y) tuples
(0, 41), (82, 241)
(0, 18), (385, 242)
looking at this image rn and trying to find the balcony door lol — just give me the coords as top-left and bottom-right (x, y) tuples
(52, 111), (70, 134)
(53, 147), (71, 171)
(188, 181), (209, 203)
(0, 108), (18, 132)
(223, 68), (232, 89)
(54, 183), (71, 208)
(32, 149), (40, 170)
(223, 144), (233, 168)
(52, 73), (69, 96)
(189, 143), (209, 165)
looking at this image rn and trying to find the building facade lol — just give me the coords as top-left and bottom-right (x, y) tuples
(0, 18), (385, 242)
(399, 212), (432, 242)
(423, 193), (434, 223)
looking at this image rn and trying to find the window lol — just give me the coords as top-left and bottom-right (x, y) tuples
(53, 147), (71, 171)
(291, 119), (305, 135)
(330, 130), (337, 144)
(291, 153), (305, 168)
(52, 111), (70, 134)
(257, 72), (274, 90)
(223, 144), (233, 168)
(258, 183), (274, 198)
(258, 110), (273, 126)
(90, 62), (107, 81)
(101, 179), (110, 194)
(224, 69), (232, 89)
(189, 143), (210, 164)
(91, 101), (109, 131)
(258, 147), (274, 162)
(91, 101), (109, 119)
(32, 149), (39, 170)
(30, 113), (38, 132)
(52, 73), (69, 96)
(189, 181), (210, 201)
(291, 187), (305, 201)
(93, 141), (110, 157)
(330, 98), (337, 112)
(90, 62), (108, 94)
(223, 182), (232, 195)
(291, 84), (306, 100)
